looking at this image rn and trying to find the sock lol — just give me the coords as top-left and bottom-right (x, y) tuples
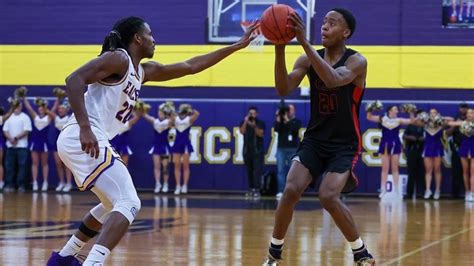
(349, 237), (364, 252)
(59, 235), (86, 257)
(84, 244), (110, 265)
(270, 237), (284, 249)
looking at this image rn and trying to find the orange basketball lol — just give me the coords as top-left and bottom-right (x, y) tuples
(260, 4), (296, 44)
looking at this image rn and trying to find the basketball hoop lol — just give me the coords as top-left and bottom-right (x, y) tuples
(241, 21), (264, 52)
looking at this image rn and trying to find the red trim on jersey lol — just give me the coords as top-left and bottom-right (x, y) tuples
(349, 86), (364, 191)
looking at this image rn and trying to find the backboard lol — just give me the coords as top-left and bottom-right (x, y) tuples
(208, 0), (315, 43)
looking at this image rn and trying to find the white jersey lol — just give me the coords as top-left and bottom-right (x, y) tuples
(55, 115), (69, 131)
(66, 48), (144, 139)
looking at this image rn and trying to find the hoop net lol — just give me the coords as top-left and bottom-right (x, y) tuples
(241, 21), (264, 52)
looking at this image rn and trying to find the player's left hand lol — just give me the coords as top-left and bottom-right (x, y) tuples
(288, 13), (307, 44)
(233, 22), (259, 49)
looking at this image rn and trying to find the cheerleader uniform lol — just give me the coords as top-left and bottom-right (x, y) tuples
(378, 116), (402, 155)
(148, 118), (171, 156)
(171, 116), (194, 154)
(50, 115), (69, 151)
(423, 127), (445, 157)
(110, 123), (133, 156)
(30, 116), (51, 152)
(459, 135), (474, 158)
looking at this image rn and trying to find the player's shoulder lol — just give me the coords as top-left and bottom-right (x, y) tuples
(348, 51), (367, 66)
(98, 50), (129, 67)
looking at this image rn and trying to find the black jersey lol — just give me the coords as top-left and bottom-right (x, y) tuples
(305, 48), (364, 147)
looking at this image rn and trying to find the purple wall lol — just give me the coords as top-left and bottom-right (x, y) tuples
(1, 0), (473, 45)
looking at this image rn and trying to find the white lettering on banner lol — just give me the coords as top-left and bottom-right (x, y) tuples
(233, 127), (244, 164)
(265, 128), (277, 164)
(204, 127), (231, 164)
(189, 127), (202, 163)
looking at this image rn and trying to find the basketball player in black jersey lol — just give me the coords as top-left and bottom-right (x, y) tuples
(264, 8), (375, 266)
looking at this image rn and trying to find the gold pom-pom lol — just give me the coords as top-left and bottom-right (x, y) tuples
(52, 87), (67, 99)
(365, 100), (383, 112)
(14, 86), (28, 98)
(400, 103), (417, 113)
(34, 97), (48, 108)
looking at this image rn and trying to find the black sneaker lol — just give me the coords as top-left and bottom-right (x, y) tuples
(354, 252), (375, 266)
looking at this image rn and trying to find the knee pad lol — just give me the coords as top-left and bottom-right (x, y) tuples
(90, 203), (112, 224)
(112, 194), (141, 224)
(79, 222), (99, 238)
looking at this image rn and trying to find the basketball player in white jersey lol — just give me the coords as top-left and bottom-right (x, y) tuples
(47, 16), (257, 266)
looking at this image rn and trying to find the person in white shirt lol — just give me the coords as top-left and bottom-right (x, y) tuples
(2, 103), (32, 192)
(0, 106), (14, 190)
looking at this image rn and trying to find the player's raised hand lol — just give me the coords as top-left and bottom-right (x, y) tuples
(80, 126), (100, 159)
(233, 22), (259, 49)
(288, 13), (307, 44)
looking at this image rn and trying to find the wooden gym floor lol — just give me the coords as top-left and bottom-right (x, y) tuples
(1, 192), (473, 265)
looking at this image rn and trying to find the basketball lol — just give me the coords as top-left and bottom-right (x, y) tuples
(260, 4), (296, 44)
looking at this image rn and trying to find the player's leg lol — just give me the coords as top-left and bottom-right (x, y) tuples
(82, 162), (141, 265)
(153, 155), (162, 193)
(265, 161), (312, 262)
(391, 154), (401, 195)
(424, 157), (434, 199)
(433, 156), (442, 199)
(318, 171), (375, 264)
(379, 154), (389, 198)
(173, 153), (182, 194)
(161, 156), (170, 192)
(181, 153), (190, 193)
(31, 151), (40, 191)
(54, 152), (65, 191)
(40, 151), (49, 191)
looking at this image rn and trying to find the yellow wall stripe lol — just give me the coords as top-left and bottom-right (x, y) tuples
(0, 45), (473, 88)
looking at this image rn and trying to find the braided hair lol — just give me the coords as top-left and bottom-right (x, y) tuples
(100, 16), (146, 55)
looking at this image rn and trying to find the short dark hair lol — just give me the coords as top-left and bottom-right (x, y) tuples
(460, 102), (469, 108)
(100, 16), (146, 55)
(331, 8), (356, 38)
(248, 106), (258, 112)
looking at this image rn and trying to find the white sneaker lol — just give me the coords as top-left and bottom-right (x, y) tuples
(162, 183), (169, 193)
(181, 185), (188, 194)
(424, 190), (432, 199)
(174, 186), (181, 195)
(32, 181), (39, 191)
(468, 192), (474, 202)
(41, 182), (48, 192)
(433, 190), (441, 200)
(62, 183), (72, 192)
(55, 182), (64, 192)
(465, 192), (470, 202)
(0, 181), (4, 190)
(154, 183), (161, 193)
(378, 189), (386, 199)
(276, 192), (283, 199)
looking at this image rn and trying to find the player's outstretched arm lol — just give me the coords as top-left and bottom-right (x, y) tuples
(288, 13), (367, 89)
(141, 24), (258, 83)
(23, 98), (38, 119)
(274, 46), (308, 96)
(65, 51), (128, 158)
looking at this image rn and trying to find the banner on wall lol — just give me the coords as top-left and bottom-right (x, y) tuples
(117, 98), (464, 193)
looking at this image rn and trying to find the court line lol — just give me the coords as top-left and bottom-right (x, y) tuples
(380, 225), (474, 265)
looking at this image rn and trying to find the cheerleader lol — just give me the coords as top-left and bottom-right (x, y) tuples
(447, 108), (474, 201)
(0, 106), (14, 190)
(144, 102), (173, 193)
(49, 97), (73, 192)
(416, 108), (452, 200)
(367, 102), (414, 198)
(24, 97), (57, 191)
(172, 104), (199, 195)
(110, 112), (142, 166)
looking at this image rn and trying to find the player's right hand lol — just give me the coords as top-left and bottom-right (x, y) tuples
(80, 126), (100, 159)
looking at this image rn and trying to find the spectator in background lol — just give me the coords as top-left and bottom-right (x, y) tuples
(24, 97), (56, 191)
(403, 110), (426, 199)
(447, 102), (468, 198)
(172, 104), (199, 195)
(240, 106), (265, 198)
(3, 102), (32, 192)
(110, 112), (142, 166)
(274, 103), (301, 199)
(49, 98), (73, 192)
(0, 106), (14, 190)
